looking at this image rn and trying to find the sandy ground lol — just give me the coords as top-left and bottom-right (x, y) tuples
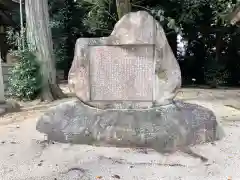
(1, 87), (240, 179)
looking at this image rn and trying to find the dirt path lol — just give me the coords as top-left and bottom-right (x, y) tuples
(0, 88), (240, 179)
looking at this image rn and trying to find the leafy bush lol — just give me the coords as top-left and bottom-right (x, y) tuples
(7, 50), (42, 100)
(204, 59), (230, 87)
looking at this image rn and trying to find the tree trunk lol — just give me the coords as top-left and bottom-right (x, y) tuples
(63, 0), (75, 79)
(25, 0), (66, 101)
(115, 0), (131, 19)
(167, 32), (177, 57)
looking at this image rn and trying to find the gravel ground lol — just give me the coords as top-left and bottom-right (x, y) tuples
(0, 88), (240, 180)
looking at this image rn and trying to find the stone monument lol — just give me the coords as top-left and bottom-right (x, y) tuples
(0, 53), (8, 115)
(0, 51), (20, 116)
(0, 53), (5, 103)
(89, 45), (154, 102)
(36, 11), (224, 160)
(68, 11), (181, 109)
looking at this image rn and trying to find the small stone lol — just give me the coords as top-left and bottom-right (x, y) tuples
(37, 163), (42, 166)
(0, 100), (20, 113)
(200, 156), (208, 162)
(112, 174), (121, 179)
(0, 108), (6, 115)
(211, 142), (216, 146)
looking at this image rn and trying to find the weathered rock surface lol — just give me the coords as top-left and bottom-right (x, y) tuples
(36, 99), (224, 153)
(68, 11), (181, 109)
(0, 106), (6, 115)
(38, 11), (224, 157)
(0, 100), (20, 116)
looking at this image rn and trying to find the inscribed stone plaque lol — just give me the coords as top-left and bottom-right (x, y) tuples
(89, 45), (154, 101)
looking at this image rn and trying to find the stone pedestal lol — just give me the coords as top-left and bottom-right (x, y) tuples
(0, 100), (20, 115)
(36, 99), (224, 153)
(0, 56), (6, 115)
(0, 59), (4, 102)
(0, 56), (20, 116)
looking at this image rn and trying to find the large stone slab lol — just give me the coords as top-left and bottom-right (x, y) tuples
(68, 11), (181, 109)
(36, 99), (224, 153)
(89, 45), (154, 101)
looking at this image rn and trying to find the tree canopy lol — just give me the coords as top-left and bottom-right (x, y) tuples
(5, 0), (240, 100)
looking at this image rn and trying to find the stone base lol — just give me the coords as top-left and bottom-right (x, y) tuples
(36, 99), (224, 153)
(0, 100), (20, 116)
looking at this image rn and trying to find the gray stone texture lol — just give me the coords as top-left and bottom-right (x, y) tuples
(0, 100), (20, 116)
(68, 11), (181, 109)
(36, 99), (223, 153)
(89, 45), (154, 101)
(37, 11), (224, 154)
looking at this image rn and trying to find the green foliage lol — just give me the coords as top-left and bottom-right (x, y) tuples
(6, 27), (21, 50)
(80, 0), (118, 36)
(7, 50), (42, 100)
(49, 0), (88, 71)
(149, 7), (181, 33)
(5, 22), (41, 100)
(204, 60), (230, 87)
(53, 0), (240, 87)
(7, 0), (240, 89)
